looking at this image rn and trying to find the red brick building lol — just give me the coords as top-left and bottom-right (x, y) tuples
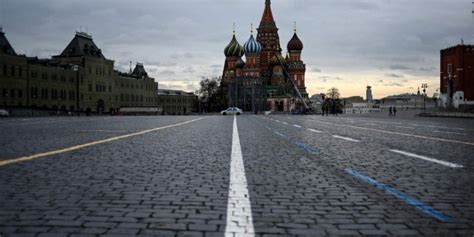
(440, 44), (474, 101)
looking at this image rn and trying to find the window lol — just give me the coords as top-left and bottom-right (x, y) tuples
(88, 84), (92, 92)
(2, 65), (6, 75)
(18, 90), (23, 98)
(19, 67), (23, 77)
(447, 64), (452, 74)
(10, 89), (15, 98)
(42, 73), (48, 80)
(52, 74), (57, 81)
(80, 76), (84, 84)
(2, 89), (7, 97)
(60, 76), (65, 82)
(70, 77), (74, 83)
(11, 66), (15, 76)
(31, 71), (38, 78)
(30, 87), (38, 98)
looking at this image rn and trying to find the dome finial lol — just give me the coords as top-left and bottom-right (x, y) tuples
(251, 23), (253, 34)
(233, 22), (236, 35)
(294, 21), (297, 33)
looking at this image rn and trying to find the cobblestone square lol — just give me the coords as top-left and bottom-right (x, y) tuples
(0, 114), (473, 236)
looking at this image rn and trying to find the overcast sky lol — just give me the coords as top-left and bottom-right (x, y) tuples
(1, 0), (472, 98)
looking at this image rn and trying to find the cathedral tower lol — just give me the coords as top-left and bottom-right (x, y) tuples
(257, 0), (282, 80)
(287, 26), (307, 97)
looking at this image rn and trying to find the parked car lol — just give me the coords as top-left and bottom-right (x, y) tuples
(221, 107), (243, 115)
(0, 109), (10, 117)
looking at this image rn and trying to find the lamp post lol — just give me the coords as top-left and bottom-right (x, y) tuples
(422, 83), (428, 110)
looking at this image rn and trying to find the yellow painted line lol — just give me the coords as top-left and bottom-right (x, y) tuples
(308, 119), (474, 146)
(0, 117), (207, 167)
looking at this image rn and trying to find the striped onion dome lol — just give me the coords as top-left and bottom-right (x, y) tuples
(243, 34), (262, 55)
(224, 35), (244, 57)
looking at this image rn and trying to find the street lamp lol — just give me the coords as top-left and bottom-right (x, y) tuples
(422, 83), (428, 110)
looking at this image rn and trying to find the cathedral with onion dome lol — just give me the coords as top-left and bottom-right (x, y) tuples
(222, 0), (308, 113)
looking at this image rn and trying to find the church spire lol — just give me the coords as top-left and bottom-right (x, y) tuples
(259, 0), (276, 29)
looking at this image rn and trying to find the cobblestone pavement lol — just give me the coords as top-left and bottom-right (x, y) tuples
(0, 115), (473, 236)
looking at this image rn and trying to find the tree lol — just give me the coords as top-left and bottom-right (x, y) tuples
(197, 76), (227, 112)
(326, 87), (343, 114)
(327, 87), (340, 100)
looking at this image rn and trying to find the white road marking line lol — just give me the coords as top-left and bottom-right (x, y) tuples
(225, 116), (255, 236)
(76, 129), (137, 133)
(0, 117), (207, 167)
(275, 120), (281, 123)
(308, 119), (474, 146)
(281, 121), (288, 125)
(308, 128), (322, 133)
(433, 130), (466, 135)
(395, 126), (415, 130)
(293, 124), (302, 128)
(409, 124), (466, 131)
(365, 123), (377, 126)
(389, 149), (463, 168)
(332, 135), (360, 142)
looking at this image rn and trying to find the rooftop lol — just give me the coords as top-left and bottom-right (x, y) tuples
(158, 89), (195, 96)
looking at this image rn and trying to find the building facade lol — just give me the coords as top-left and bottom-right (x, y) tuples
(222, 0), (308, 113)
(440, 44), (474, 107)
(157, 89), (198, 115)
(0, 29), (159, 114)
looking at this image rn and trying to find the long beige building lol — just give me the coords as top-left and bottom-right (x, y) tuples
(0, 29), (158, 114)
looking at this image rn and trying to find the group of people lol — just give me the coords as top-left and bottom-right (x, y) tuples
(389, 106), (397, 117)
(322, 104), (338, 116)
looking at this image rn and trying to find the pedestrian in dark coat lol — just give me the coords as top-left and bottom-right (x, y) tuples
(393, 107), (397, 117)
(389, 107), (393, 117)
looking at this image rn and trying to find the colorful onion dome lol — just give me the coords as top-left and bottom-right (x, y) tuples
(224, 35), (244, 57)
(270, 53), (286, 65)
(287, 33), (303, 51)
(235, 58), (245, 69)
(243, 34), (262, 55)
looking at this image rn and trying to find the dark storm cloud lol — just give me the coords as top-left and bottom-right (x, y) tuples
(385, 73), (405, 78)
(0, 0), (470, 94)
(389, 65), (413, 71)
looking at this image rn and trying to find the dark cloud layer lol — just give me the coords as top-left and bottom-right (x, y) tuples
(0, 0), (471, 95)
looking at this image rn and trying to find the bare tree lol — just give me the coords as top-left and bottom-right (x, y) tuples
(327, 87), (340, 100)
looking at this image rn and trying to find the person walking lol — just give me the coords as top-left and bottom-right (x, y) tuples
(393, 107), (397, 117)
(389, 107), (393, 117)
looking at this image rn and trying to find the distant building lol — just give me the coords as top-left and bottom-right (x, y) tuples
(309, 93), (325, 113)
(157, 89), (198, 115)
(0, 29), (158, 114)
(439, 44), (474, 108)
(381, 93), (434, 109)
(366, 86), (373, 103)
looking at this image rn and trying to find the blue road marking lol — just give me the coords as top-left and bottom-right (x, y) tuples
(292, 139), (320, 154)
(344, 168), (452, 222)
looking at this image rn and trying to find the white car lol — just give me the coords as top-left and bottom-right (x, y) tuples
(0, 109), (9, 117)
(221, 107), (243, 115)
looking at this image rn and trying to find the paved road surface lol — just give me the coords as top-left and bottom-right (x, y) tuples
(0, 115), (473, 236)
